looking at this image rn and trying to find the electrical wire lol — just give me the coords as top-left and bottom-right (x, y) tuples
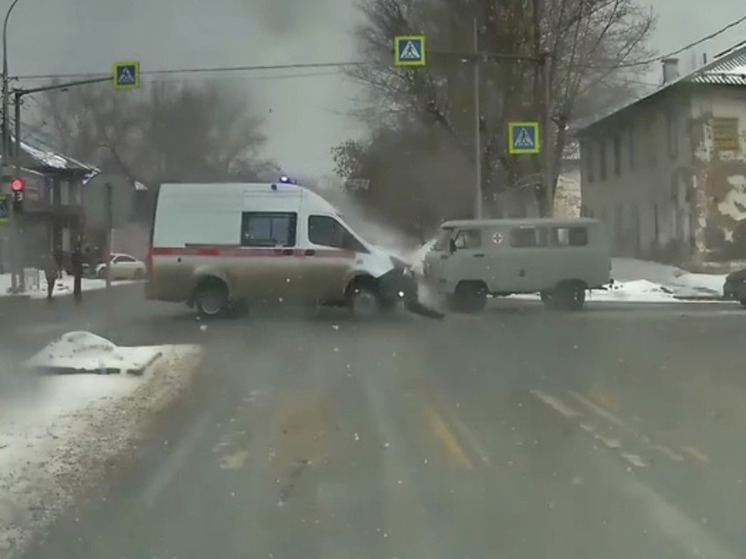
(11, 61), (362, 81)
(618, 13), (746, 68)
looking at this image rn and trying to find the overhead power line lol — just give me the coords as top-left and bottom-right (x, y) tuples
(619, 13), (746, 68)
(12, 61), (363, 81)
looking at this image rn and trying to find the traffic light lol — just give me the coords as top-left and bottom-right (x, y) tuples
(10, 177), (24, 212)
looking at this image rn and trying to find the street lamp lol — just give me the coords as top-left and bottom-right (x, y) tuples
(2, 0), (23, 159)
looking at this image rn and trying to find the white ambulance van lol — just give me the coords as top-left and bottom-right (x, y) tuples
(423, 217), (611, 312)
(145, 180), (431, 318)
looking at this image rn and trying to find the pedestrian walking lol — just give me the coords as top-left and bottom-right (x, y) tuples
(72, 242), (83, 301)
(41, 251), (58, 300)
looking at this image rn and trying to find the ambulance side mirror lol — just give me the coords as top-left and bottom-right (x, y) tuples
(448, 238), (457, 254)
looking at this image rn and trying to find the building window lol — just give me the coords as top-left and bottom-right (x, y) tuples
(667, 111), (678, 159)
(599, 139), (607, 180)
(712, 117), (739, 152)
(585, 142), (595, 182)
(613, 134), (622, 176)
(628, 123), (635, 171)
(646, 117), (656, 166)
(240, 212), (297, 247)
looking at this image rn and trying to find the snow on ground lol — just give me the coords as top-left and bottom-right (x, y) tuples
(0, 336), (203, 557)
(25, 331), (162, 375)
(611, 258), (726, 298)
(405, 240), (728, 302)
(0, 271), (136, 298)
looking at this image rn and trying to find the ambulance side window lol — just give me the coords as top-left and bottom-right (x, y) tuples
(240, 212), (297, 247)
(308, 216), (367, 252)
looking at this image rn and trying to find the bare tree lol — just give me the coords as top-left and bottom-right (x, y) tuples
(343, 0), (655, 217)
(31, 80), (274, 187)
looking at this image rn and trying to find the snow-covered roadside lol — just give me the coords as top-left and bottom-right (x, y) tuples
(0, 271), (137, 299)
(0, 344), (203, 557)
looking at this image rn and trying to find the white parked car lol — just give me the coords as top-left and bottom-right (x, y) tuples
(97, 253), (147, 281)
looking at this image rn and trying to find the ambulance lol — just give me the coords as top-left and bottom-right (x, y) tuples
(145, 179), (439, 318)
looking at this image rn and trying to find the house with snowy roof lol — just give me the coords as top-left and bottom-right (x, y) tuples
(0, 137), (145, 275)
(577, 42), (746, 266)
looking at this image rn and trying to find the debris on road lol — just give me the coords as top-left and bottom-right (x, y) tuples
(24, 331), (162, 375)
(0, 343), (203, 558)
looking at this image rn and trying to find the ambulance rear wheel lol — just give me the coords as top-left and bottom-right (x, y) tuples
(195, 278), (229, 318)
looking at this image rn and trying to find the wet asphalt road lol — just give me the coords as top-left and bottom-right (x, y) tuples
(4, 287), (746, 559)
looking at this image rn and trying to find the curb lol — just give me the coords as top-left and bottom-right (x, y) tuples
(31, 351), (164, 377)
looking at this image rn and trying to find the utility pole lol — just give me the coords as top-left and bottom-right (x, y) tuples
(472, 17), (482, 220)
(2, 0), (23, 292)
(13, 88), (22, 291)
(542, 52), (553, 217)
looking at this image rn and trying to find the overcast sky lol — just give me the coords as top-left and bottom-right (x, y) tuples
(3, 0), (746, 178)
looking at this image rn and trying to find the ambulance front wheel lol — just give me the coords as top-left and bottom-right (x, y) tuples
(346, 278), (381, 318)
(194, 278), (230, 318)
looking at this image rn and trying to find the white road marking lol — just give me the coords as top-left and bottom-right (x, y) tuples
(647, 444), (685, 462)
(569, 391), (625, 428)
(594, 434), (622, 449)
(621, 452), (646, 468)
(616, 468), (739, 559)
(530, 390), (583, 418)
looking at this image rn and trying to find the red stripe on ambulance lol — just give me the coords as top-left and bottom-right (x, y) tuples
(150, 246), (355, 258)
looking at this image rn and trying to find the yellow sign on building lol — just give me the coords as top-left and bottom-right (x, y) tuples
(712, 117), (739, 151)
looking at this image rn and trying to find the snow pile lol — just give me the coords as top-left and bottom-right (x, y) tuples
(0, 272), (136, 298)
(588, 280), (677, 302)
(0, 338), (203, 557)
(611, 258), (726, 298)
(25, 331), (161, 375)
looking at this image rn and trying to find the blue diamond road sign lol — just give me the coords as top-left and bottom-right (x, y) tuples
(113, 61), (140, 91)
(395, 35), (426, 67)
(508, 122), (540, 155)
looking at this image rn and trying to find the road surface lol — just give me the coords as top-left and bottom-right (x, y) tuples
(6, 290), (746, 559)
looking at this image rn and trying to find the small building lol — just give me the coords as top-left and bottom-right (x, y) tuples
(577, 43), (746, 264)
(1, 138), (97, 275)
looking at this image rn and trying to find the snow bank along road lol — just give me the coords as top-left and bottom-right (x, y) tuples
(0, 288), (204, 558)
(2, 286), (742, 559)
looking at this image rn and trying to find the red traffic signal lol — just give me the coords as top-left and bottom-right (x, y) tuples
(10, 178), (25, 191)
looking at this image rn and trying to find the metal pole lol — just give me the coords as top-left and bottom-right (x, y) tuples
(473, 16), (482, 219)
(14, 88), (23, 291)
(542, 52), (553, 217)
(105, 183), (112, 288)
(3, 0), (22, 292)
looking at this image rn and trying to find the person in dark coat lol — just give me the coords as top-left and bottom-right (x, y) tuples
(72, 242), (83, 301)
(41, 251), (58, 300)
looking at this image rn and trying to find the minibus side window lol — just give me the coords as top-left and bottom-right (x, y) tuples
(433, 228), (454, 251)
(453, 229), (482, 249)
(241, 212), (297, 247)
(552, 227), (588, 247)
(308, 215), (367, 252)
(510, 226), (547, 247)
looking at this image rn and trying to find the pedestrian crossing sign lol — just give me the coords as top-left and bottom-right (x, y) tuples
(508, 122), (540, 154)
(113, 61), (140, 90)
(395, 35), (426, 67)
